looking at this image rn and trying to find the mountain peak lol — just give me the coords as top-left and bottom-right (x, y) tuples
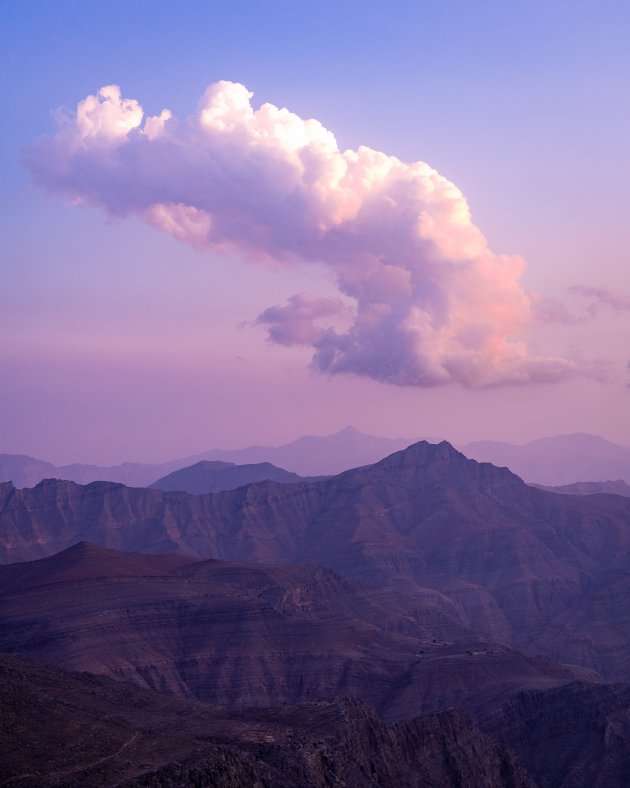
(336, 425), (361, 436)
(359, 439), (526, 494)
(376, 439), (465, 467)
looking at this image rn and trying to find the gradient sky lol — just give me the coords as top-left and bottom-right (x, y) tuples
(1, 0), (629, 464)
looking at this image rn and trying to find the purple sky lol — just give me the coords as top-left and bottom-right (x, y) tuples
(2, 1), (629, 464)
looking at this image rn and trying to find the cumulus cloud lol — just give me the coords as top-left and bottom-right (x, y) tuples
(257, 293), (346, 346)
(26, 81), (599, 387)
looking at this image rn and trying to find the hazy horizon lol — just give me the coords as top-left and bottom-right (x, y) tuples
(3, 423), (630, 469)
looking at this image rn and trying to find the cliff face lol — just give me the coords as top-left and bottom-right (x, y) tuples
(481, 682), (630, 787)
(2, 440), (630, 679)
(0, 652), (533, 788)
(0, 543), (579, 721)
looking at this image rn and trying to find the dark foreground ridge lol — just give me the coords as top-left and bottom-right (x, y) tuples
(0, 652), (532, 787)
(6, 651), (630, 787)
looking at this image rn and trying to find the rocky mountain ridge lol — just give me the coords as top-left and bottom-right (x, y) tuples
(0, 542), (582, 720)
(2, 440), (630, 682)
(0, 652), (533, 787)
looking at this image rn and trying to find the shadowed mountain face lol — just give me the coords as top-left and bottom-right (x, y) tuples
(8, 649), (630, 786)
(464, 433), (630, 486)
(149, 460), (312, 494)
(480, 682), (630, 788)
(3, 440), (630, 681)
(0, 652), (533, 788)
(0, 542), (580, 720)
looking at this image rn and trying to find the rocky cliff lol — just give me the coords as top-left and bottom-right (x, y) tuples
(0, 652), (533, 787)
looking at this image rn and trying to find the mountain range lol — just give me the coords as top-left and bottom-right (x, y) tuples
(3, 428), (630, 491)
(5, 437), (630, 785)
(463, 432), (630, 485)
(0, 426), (414, 487)
(3, 439), (630, 683)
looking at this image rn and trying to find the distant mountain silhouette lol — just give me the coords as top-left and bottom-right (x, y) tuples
(0, 426), (416, 487)
(180, 425), (418, 476)
(534, 479), (630, 497)
(6, 429), (630, 489)
(0, 452), (184, 488)
(150, 460), (315, 494)
(463, 433), (630, 485)
(3, 440), (630, 683)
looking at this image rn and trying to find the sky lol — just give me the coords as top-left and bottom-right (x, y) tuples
(1, 0), (630, 464)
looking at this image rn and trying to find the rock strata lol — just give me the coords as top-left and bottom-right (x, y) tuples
(0, 652), (533, 787)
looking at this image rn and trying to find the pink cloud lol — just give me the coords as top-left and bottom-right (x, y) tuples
(26, 81), (600, 387)
(257, 293), (346, 346)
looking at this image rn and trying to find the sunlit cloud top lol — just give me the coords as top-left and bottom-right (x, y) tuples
(26, 81), (603, 388)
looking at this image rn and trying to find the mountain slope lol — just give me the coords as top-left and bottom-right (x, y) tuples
(3, 440), (630, 680)
(0, 543), (580, 720)
(0, 453), (58, 488)
(149, 460), (310, 494)
(0, 652), (533, 788)
(481, 681), (630, 788)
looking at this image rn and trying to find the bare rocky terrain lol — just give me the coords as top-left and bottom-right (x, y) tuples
(3, 440), (630, 680)
(479, 681), (630, 787)
(0, 542), (583, 720)
(4, 439), (630, 785)
(4, 651), (630, 786)
(0, 652), (534, 787)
